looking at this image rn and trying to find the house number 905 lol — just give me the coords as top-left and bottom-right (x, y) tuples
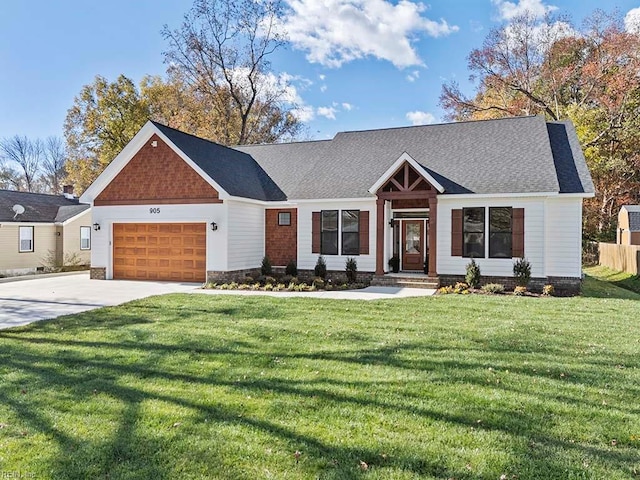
(149, 208), (161, 214)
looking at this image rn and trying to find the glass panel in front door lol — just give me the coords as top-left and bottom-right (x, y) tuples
(405, 222), (420, 254)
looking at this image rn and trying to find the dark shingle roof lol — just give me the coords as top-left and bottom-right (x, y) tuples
(153, 122), (286, 201)
(629, 211), (640, 231)
(235, 115), (594, 199)
(0, 190), (90, 223)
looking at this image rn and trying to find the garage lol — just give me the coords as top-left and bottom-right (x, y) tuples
(113, 223), (206, 282)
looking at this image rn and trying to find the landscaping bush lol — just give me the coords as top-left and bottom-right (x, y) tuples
(542, 284), (555, 296)
(264, 275), (277, 285)
(465, 258), (481, 288)
(345, 257), (358, 283)
(481, 283), (505, 294)
(312, 277), (325, 289)
(314, 255), (327, 279)
(261, 256), (272, 276)
(281, 275), (293, 285)
(513, 285), (527, 296)
(243, 275), (254, 284)
(388, 255), (400, 273)
(513, 257), (531, 287)
(285, 259), (298, 277)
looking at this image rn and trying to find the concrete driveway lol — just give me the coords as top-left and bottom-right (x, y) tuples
(0, 272), (200, 330)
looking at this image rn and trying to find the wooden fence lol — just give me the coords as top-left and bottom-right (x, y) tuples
(598, 243), (640, 275)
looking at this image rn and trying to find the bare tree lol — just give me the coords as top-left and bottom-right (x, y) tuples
(161, 0), (300, 145)
(0, 136), (43, 192)
(0, 159), (21, 190)
(42, 136), (67, 194)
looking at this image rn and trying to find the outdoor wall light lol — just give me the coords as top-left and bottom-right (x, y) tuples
(389, 219), (395, 228)
(93, 223), (101, 231)
(210, 222), (218, 231)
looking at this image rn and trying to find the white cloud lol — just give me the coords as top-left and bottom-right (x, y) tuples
(317, 106), (337, 119)
(625, 7), (640, 34)
(320, 84), (327, 93)
(342, 102), (353, 111)
(319, 74), (326, 81)
(406, 110), (436, 125)
(406, 70), (420, 82)
(492, 0), (557, 21)
(292, 105), (315, 122)
(282, 0), (458, 68)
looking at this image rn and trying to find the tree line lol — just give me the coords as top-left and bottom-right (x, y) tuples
(440, 10), (640, 240)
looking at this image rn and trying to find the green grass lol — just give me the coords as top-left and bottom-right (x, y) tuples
(1, 275), (639, 479)
(584, 265), (640, 296)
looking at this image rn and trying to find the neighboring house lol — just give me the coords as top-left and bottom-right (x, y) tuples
(617, 205), (640, 245)
(0, 188), (92, 276)
(80, 115), (594, 293)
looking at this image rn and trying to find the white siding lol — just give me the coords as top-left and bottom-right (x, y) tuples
(437, 196), (546, 278)
(91, 203), (227, 279)
(226, 200), (264, 271)
(0, 223), (57, 274)
(545, 197), (583, 277)
(62, 210), (92, 265)
(297, 199), (377, 272)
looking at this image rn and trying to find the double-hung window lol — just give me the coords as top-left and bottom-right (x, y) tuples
(341, 210), (360, 255)
(489, 207), (512, 258)
(463, 207), (485, 258)
(80, 226), (91, 250)
(19, 226), (34, 253)
(321, 210), (338, 255)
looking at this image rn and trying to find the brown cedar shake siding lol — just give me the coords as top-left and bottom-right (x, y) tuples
(265, 209), (298, 266)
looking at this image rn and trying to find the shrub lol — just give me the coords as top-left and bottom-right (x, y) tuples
(312, 277), (325, 289)
(243, 275), (254, 284)
(465, 259), (481, 288)
(281, 275), (293, 285)
(345, 257), (358, 283)
(274, 283), (286, 291)
(287, 282), (296, 291)
(513, 257), (531, 287)
(314, 255), (327, 279)
(261, 256), (272, 276)
(513, 286), (527, 296)
(264, 276), (277, 285)
(542, 284), (555, 296)
(238, 283), (250, 290)
(285, 259), (298, 276)
(481, 283), (505, 294)
(264, 283), (273, 291)
(388, 255), (400, 273)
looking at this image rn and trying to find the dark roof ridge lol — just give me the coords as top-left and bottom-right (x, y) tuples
(0, 188), (79, 202)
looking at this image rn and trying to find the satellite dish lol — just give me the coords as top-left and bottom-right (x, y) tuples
(12, 204), (25, 219)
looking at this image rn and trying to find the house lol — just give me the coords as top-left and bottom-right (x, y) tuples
(0, 187), (91, 276)
(80, 115), (594, 293)
(617, 205), (640, 245)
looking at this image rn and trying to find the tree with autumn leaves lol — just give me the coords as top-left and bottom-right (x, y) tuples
(64, 0), (301, 193)
(441, 11), (640, 240)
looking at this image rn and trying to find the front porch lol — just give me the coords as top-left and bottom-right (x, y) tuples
(370, 153), (443, 277)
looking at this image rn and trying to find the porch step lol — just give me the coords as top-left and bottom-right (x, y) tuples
(371, 274), (439, 289)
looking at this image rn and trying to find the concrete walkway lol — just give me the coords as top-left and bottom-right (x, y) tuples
(0, 272), (435, 330)
(193, 286), (436, 301)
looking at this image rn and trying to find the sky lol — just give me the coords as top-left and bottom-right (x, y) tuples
(1, 0), (639, 143)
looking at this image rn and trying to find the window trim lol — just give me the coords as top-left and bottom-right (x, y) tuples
(80, 226), (91, 250)
(488, 207), (512, 258)
(19, 226), (34, 253)
(278, 211), (291, 226)
(341, 210), (360, 256)
(462, 207), (485, 258)
(320, 210), (339, 255)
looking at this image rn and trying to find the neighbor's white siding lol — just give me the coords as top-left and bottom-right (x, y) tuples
(90, 203), (227, 279)
(437, 196), (546, 278)
(62, 209), (92, 265)
(226, 200), (265, 271)
(544, 196), (583, 278)
(0, 223), (57, 274)
(296, 199), (377, 272)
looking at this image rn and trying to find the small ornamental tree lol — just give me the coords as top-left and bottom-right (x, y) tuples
(261, 255), (272, 276)
(285, 259), (298, 276)
(345, 257), (358, 283)
(314, 255), (327, 279)
(465, 258), (481, 288)
(513, 257), (531, 288)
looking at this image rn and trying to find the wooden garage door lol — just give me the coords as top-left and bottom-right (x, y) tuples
(113, 223), (206, 282)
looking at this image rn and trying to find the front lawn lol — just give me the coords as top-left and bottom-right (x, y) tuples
(1, 276), (639, 479)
